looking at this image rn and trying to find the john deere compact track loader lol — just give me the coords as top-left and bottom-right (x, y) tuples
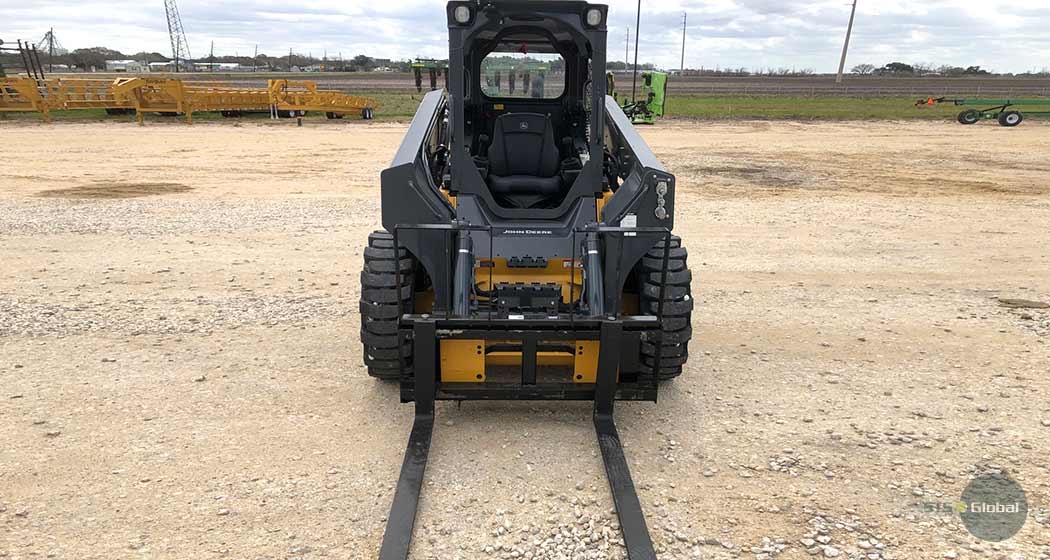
(360, 2), (693, 558)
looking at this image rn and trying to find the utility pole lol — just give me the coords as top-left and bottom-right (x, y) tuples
(625, 27), (630, 68)
(680, 13), (687, 73)
(631, 0), (641, 102)
(836, 0), (857, 83)
(288, 48), (293, 72)
(253, 44), (258, 72)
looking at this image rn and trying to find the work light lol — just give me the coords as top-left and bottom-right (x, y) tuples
(585, 8), (604, 27)
(454, 5), (473, 24)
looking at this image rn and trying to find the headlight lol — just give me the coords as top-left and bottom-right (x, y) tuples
(585, 8), (604, 27)
(454, 5), (473, 24)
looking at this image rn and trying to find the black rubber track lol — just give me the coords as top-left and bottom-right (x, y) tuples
(365, 345), (413, 360)
(642, 352), (689, 367)
(362, 271), (407, 289)
(637, 235), (694, 381)
(646, 326), (692, 345)
(641, 341), (688, 358)
(359, 231), (414, 380)
(360, 301), (404, 320)
(641, 283), (691, 300)
(643, 298), (694, 316)
(370, 366), (413, 379)
(362, 285), (414, 303)
(645, 269), (692, 285)
(641, 255), (688, 273)
(363, 317), (401, 335)
(364, 246), (409, 260)
(654, 316), (690, 331)
(362, 330), (410, 349)
(364, 258), (414, 274)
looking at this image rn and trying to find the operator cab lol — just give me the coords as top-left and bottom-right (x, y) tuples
(449, 1), (606, 212)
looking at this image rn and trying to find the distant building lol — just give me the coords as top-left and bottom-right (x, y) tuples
(193, 62), (246, 72)
(105, 60), (147, 73)
(148, 60), (193, 72)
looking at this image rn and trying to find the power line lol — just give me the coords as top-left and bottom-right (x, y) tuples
(625, 27), (630, 66)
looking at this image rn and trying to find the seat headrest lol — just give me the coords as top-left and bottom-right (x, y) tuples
(495, 113), (550, 136)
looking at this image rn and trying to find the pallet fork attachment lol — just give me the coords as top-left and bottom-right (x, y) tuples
(377, 226), (673, 560)
(378, 321), (658, 560)
(378, 320), (437, 560)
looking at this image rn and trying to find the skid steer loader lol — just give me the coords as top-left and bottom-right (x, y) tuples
(360, 2), (693, 558)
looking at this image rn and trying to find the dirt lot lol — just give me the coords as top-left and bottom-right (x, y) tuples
(1, 119), (1049, 560)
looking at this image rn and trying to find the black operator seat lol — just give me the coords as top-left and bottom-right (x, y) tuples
(486, 113), (563, 203)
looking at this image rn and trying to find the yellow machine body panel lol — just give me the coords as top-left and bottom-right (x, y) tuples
(596, 189), (614, 219)
(439, 340), (601, 383)
(486, 351), (572, 367)
(429, 256), (634, 384)
(573, 342), (601, 383)
(474, 259), (583, 305)
(440, 340), (487, 382)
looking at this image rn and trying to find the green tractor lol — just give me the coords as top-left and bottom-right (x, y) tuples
(609, 70), (668, 124)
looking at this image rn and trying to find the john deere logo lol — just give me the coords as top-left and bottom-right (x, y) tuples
(958, 474), (1028, 542)
(519, 121), (530, 130)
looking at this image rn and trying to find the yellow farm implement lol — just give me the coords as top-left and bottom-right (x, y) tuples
(0, 76), (379, 124)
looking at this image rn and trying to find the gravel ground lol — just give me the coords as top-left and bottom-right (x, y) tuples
(1, 120), (1049, 560)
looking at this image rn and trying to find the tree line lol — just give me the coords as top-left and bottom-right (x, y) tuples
(850, 62), (1050, 77)
(0, 47), (409, 72)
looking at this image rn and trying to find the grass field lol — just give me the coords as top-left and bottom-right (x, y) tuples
(664, 96), (970, 120)
(1, 93), (1034, 123)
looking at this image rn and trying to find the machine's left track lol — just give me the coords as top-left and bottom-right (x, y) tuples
(360, 231), (415, 380)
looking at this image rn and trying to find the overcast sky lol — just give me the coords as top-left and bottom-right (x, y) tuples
(3, 0), (1049, 73)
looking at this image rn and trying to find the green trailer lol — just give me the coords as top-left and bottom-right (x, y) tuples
(920, 97), (1050, 127)
(609, 70), (668, 125)
(411, 59), (449, 93)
